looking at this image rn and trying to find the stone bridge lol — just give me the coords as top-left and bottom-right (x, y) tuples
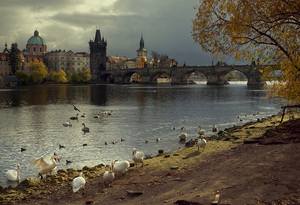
(97, 64), (266, 86)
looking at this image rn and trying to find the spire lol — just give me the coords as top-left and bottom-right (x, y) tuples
(95, 29), (101, 42)
(139, 34), (144, 50)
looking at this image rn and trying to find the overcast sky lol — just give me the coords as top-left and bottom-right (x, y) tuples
(0, 0), (222, 66)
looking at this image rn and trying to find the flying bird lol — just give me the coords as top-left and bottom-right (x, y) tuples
(73, 105), (81, 112)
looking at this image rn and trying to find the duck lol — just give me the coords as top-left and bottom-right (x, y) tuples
(179, 126), (187, 140)
(70, 113), (79, 120)
(72, 172), (86, 194)
(212, 124), (218, 132)
(82, 123), (90, 132)
(103, 165), (115, 187)
(81, 113), (86, 118)
(132, 148), (144, 167)
(30, 155), (61, 180)
(197, 136), (207, 152)
(63, 122), (72, 127)
(21, 148), (27, 152)
(94, 114), (100, 118)
(66, 160), (73, 164)
(112, 159), (130, 174)
(104, 110), (113, 115)
(104, 141), (108, 145)
(156, 138), (161, 142)
(6, 164), (20, 182)
(198, 125), (206, 136)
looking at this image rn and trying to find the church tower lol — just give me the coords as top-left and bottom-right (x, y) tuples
(89, 29), (107, 82)
(136, 35), (147, 60)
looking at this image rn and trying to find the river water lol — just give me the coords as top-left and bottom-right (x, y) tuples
(0, 82), (280, 187)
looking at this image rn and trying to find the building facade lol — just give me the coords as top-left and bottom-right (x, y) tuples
(89, 29), (107, 82)
(44, 50), (90, 73)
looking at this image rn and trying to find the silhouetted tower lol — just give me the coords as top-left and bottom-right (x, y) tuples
(89, 29), (107, 82)
(136, 34), (147, 60)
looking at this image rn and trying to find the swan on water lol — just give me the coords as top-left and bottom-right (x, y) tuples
(179, 126), (187, 140)
(103, 165), (115, 187)
(72, 172), (86, 194)
(70, 113), (79, 120)
(112, 159), (130, 174)
(6, 164), (20, 182)
(132, 148), (144, 167)
(63, 122), (72, 127)
(212, 124), (218, 132)
(198, 125), (206, 136)
(197, 136), (207, 152)
(82, 123), (90, 132)
(30, 155), (61, 180)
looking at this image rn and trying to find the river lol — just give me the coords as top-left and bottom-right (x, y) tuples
(0, 82), (280, 187)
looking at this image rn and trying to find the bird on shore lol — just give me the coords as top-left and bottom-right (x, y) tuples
(212, 124), (218, 132)
(197, 136), (207, 152)
(63, 122), (72, 127)
(132, 148), (144, 167)
(103, 165), (115, 187)
(70, 113), (79, 120)
(73, 105), (81, 112)
(198, 125), (206, 136)
(6, 164), (20, 182)
(82, 123), (90, 132)
(30, 155), (61, 180)
(72, 172), (86, 194)
(112, 159), (130, 175)
(179, 126), (187, 140)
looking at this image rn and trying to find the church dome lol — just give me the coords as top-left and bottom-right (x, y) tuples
(27, 30), (46, 45)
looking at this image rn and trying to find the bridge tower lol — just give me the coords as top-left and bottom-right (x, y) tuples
(89, 29), (107, 83)
(136, 35), (147, 60)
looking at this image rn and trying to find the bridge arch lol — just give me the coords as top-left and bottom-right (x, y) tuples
(123, 71), (142, 83)
(150, 72), (171, 84)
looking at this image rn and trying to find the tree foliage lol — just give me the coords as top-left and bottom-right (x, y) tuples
(79, 66), (91, 83)
(27, 60), (48, 83)
(15, 70), (30, 85)
(47, 70), (67, 83)
(192, 0), (300, 104)
(150, 51), (169, 68)
(9, 43), (21, 75)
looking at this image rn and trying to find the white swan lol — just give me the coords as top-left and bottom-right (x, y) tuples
(63, 122), (72, 127)
(6, 164), (20, 182)
(179, 126), (187, 140)
(30, 155), (61, 180)
(132, 148), (144, 167)
(103, 165), (115, 187)
(70, 113), (79, 120)
(212, 124), (218, 132)
(197, 136), (207, 152)
(82, 123), (90, 132)
(72, 172), (86, 194)
(112, 159), (130, 174)
(198, 125), (206, 136)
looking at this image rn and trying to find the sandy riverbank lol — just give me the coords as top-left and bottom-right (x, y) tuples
(1, 111), (299, 204)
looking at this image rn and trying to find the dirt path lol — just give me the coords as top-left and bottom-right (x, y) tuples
(2, 116), (300, 205)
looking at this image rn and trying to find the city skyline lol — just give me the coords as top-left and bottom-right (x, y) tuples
(0, 0), (231, 66)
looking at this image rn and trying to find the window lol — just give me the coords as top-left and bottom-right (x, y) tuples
(33, 47), (36, 52)
(40, 47), (42, 52)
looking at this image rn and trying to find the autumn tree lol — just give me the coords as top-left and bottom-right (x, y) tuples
(9, 43), (21, 75)
(15, 70), (30, 85)
(27, 60), (48, 83)
(78, 66), (91, 83)
(192, 0), (300, 104)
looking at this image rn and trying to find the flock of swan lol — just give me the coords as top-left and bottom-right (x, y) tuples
(5, 104), (218, 194)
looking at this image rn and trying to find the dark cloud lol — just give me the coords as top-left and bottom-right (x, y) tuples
(0, 0), (217, 65)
